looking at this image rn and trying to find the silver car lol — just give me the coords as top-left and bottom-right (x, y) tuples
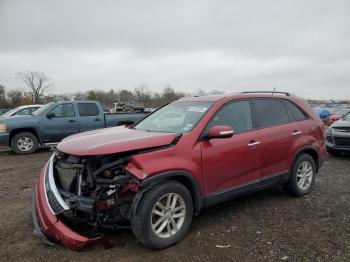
(0, 105), (41, 118)
(326, 112), (350, 155)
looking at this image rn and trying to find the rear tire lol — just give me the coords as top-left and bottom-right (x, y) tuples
(131, 181), (193, 249)
(286, 154), (316, 197)
(11, 132), (38, 155)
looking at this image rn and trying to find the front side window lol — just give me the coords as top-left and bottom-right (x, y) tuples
(135, 101), (214, 133)
(50, 104), (75, 118)
(254, 99), (290, 128)
(78, 103), (99, 116)
(206, 100), (253, 134)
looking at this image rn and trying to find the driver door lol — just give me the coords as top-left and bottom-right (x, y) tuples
(200, 100), (262, 196)
(42, 103), (79, 142)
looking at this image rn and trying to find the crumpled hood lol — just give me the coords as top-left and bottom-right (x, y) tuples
(331, 120), (350, 128)
(57, 126), (177, 156)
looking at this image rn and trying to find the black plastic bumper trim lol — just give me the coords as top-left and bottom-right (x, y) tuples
(31, 193), (55, 246)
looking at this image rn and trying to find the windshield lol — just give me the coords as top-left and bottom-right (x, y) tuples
(344, 112), (350, 121)
(335, 108), (350, 116)
(31, 102), (54, 116)
(135, 101), (214, 133)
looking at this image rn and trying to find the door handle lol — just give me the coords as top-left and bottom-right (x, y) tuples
(292, 130), (302, 136)
(68, 119), (76, 123)
(94, 118), (102, 121)
(248, 140), (261, 147)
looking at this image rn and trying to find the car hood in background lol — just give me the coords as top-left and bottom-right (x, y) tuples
(57, 126), (177, 156)
(331, 120), (350, 128)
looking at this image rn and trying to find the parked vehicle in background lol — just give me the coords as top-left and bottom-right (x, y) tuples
(103, 108), (112, 113)
(326, 111), (350, 155)
(114, 102), (126, 112)
(327, 108), (350, 126)
(0, 105), (42, 118)
(0, 101), (147, 154)
(113, 101), (145, 112)
(32, 91), (327, 250)
(0, 109), (11, 116)
(126, 101), (145, 112)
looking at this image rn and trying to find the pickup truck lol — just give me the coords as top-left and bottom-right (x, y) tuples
(0, 101), (147, 154)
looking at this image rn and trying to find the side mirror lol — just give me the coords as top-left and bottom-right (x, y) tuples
(47, 112), (55, 119)
(208, 125), (234, 139)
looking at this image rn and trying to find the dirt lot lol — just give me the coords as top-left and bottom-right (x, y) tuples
(0, 148), (349, 262)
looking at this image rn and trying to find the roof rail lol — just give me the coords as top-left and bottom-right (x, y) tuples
(241, 91), (295, 96)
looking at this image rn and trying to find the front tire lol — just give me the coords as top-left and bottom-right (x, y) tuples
(131, 181), (193, 249)
(11, 132), (38, 155)
(286, 154), (316, 197)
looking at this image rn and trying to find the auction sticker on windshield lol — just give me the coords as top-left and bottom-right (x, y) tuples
(187, 107), (208, 113)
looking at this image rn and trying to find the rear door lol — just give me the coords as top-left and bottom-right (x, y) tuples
(42, 103), (79, 142)
(201, 100), (262, 195)
(77, 102), (105, 132)
(252, 98), (297, 179)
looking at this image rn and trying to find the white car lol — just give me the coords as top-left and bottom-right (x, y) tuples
(0, 105), (42, 118)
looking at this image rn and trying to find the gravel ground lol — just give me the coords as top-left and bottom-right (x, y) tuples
(0, 147), (349, 262)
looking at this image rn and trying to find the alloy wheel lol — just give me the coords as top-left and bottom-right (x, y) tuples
(151, 193), (186, 238)
(296, 160), (313, 190)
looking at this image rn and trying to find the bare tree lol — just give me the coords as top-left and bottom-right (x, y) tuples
(0, 84), (7, 108)
(134, 85), (151, 106)
(6, 89), (23, 107)
(16, 71), (53, 103)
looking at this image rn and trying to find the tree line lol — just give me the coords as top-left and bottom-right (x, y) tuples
(0, 71), (224, 109)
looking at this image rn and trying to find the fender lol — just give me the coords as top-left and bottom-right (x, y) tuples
(131, 171), (202, 216)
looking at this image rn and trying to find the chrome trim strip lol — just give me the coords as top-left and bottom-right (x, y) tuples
(43, 159), (55, 214)
(43, 154), (69, 214)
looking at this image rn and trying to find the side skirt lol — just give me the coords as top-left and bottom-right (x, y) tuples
(201, 171), (289, 208)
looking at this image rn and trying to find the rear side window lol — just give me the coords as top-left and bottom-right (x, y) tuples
(254, 99), (290, 128)
(78, 103), (99, 116)
(283, 100), (307, 121)
(207, 100), (253, 133)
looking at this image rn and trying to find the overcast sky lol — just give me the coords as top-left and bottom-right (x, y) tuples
(1, 0), (349, 99)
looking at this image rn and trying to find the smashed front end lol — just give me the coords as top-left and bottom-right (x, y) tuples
(32, 151), (141, 250)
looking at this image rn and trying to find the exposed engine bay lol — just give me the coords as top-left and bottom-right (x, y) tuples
(53, 150), (140, 237)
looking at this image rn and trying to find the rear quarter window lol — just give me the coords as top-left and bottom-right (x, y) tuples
(78, 103), (99, 116)
(283, 100), (307, 121)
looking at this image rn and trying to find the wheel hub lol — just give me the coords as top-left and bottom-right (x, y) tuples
(17, 136), (34, 152)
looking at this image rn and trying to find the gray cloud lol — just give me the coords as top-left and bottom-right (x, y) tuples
(0, 0), (349, 99)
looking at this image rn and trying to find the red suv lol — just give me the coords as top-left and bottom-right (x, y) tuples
(32, 91), (327, 250)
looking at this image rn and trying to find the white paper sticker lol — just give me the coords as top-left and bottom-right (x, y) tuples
(188, 107), (208, 113)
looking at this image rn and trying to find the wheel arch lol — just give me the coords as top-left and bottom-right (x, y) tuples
(132, 171), (202, 216)
(9, 128), (41, 146)
(291, 145), (320, 173)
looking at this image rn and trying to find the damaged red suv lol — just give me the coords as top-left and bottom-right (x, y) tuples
(33, 91), (327, 250)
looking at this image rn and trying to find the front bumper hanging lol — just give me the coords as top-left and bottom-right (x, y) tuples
(32, 160), (112, 250)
